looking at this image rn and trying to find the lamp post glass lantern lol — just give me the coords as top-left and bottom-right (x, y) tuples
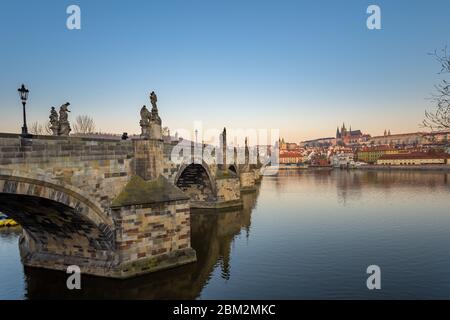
(17, 84), (30, 137)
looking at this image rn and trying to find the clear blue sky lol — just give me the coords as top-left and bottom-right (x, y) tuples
(0, 0), (448, 141)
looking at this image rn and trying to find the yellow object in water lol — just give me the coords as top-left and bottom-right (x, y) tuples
(0, 219), (18, 227)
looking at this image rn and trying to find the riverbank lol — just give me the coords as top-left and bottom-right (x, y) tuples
(356, 164), (450, 171)
(268, 164), (450, 174)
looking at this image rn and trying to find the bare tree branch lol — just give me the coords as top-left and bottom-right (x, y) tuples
(429, 46), (450, 74)
(30, 122), (44, 135)
(72, 115), (96, 135)
(423, 46), (450, 130)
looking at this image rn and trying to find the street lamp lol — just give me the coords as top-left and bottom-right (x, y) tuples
(17, 84), (30, 137)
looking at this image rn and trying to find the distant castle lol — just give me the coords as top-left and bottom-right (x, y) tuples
(336, 123), (364, 145)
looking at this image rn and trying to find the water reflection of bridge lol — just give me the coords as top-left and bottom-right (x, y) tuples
(23, 188), (259, 299)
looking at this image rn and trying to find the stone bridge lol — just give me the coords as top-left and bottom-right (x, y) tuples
(0, 125), (263, 278)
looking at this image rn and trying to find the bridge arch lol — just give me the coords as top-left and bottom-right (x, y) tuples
(174, 162), (217, 202)
(228, 164), (239, 175)
(0, 171), (115, 267)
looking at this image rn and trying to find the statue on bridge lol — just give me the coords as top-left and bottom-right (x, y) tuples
(49, 107), (59, 136)
(140, 105), (151, 137)
(58, 103), (71, 136)
(47, 103), (71, 136)
(150, 91), (161, 125)
(140, 91), (162, 139)
(150, 91), (157, 110)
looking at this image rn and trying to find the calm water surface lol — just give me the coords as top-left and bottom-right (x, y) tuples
(1, 170), (450, 299)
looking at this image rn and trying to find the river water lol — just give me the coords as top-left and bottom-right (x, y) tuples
(0, 170), (450, 299)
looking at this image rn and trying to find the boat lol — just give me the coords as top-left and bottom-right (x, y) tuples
(278, 163), (309, 170)
(0, 213), (18, 228)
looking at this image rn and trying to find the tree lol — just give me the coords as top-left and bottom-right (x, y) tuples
(30, 122), (44, 135)
(73, 115), (96, 135)
(423, 47), (450, 130)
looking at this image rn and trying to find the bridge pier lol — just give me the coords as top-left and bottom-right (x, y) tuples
(110, 175), (196, 278)
(237, 138), (260, 193)
(239, 171), (257, 193)
(112, 135), (199, 277)
(253, 167), (263, 184)
(18, 230), (118, 278)
(192, 172), (243, 210)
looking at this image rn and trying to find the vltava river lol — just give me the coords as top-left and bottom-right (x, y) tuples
(1, 170), (450, 299)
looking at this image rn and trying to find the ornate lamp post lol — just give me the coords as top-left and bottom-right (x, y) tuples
(17, 84), (30, 137)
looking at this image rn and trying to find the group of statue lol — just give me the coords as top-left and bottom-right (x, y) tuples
(140, 91), (162, 138)
(140, 91), (161, 125)
(49, 103), (71, 136)
(46, 91), (159, 138)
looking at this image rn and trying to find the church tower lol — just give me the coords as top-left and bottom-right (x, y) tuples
(341, 122), (347, 136)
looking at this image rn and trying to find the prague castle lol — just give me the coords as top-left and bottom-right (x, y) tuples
(335, 123), (366, 145)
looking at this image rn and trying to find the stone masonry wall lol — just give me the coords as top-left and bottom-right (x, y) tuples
(215, 177), (241, 203)
(111, 199), (196, 277)
(240, 171), (256, 192)
(134, 139), (164, 181)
